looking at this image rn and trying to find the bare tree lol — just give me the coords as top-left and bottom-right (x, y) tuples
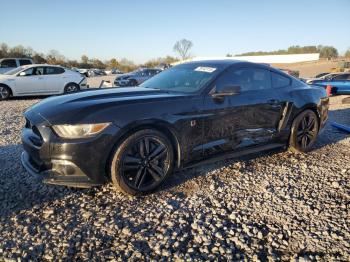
(173, 39), (193, 60)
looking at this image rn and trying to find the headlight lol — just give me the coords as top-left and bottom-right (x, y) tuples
(52, 123), (111, 139)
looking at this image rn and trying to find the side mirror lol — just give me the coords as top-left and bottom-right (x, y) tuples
(212, 85), (241, 98)
(19, 72), (27, 76)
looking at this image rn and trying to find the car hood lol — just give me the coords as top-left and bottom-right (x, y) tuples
(0, 74), (11, 79)
(26, 87), (186, 125)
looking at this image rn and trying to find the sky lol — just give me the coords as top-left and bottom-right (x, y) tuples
(0, 0), (349, 63)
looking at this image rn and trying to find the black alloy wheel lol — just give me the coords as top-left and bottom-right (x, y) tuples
(110, 129), (173, 195)
(289, 109), (319, 152)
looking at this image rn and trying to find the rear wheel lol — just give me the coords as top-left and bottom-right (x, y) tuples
(64, 83), (80, 93)
(110, 129), (174, 195)
(289, 109), (319, 153)
(0, 85), (11, 100)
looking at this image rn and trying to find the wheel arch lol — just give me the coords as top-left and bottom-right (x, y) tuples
(105, 120), (182, 178)
(63, 82), (80, 93)
(64, 81), (80, 88)
(293, 103), (321, 125)
(0, 83), (13, 96)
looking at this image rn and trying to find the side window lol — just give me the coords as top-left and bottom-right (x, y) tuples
(33, 67), (44, 75)
(215, 67), (271, 92)
(19, 59), (32, 66)
(334, 74), (350, 80)
(0, 59), (17, 68)
(271, 72), (291, 88)
(21, 68), (34, 76)
(46, 67), (65, 75)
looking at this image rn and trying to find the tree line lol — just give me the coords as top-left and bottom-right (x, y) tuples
(1, 42), (348, 72)
(233, 45), (345, 59)
(0, 43), (180, 72)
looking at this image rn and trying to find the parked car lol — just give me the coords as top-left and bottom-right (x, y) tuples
(311, 80), (350, 95)
(110, 68), (124, 74)
(315, 72), (330, 78)
(0, 58), (33, 74)
(306, 72), (349, 84)
(76, 68), (89, 77)
(114, 68), (162, 87)
(0, 64), (87, 100)
(88, 69), (107, 77)
(20, 60), (329, 195)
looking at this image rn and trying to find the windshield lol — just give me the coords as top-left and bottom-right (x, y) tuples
(140, 63), (224, 93)
(4, 66), (26, 75)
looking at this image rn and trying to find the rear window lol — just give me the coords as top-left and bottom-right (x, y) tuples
(46, 67), (65, 75)
(19, 59), (32, 66)
(0, 59), (17, 68)
(272, 72), (291, 88)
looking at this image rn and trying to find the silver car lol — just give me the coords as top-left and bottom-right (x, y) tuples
(114, 68), (162, 87)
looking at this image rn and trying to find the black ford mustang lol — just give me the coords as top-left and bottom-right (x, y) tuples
(21, 60), (329, 195)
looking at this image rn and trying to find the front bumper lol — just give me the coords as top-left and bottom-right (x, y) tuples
(21, 151), (101, 188)
(21, 111), (120, 188)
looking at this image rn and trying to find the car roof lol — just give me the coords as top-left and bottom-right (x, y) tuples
(22, 64), (63, 68)
(179, 59), (272, 71)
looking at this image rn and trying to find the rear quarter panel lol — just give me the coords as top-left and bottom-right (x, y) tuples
(286, 84), (328, 129)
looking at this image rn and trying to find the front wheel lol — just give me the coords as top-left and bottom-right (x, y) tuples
(0, 85), (11, 100)
(64, 83), (80, 93)
(289, 109), (319, 153)
(110, 129), (174, 195)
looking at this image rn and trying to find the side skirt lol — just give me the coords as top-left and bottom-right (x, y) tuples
(183, 143), (286, 169)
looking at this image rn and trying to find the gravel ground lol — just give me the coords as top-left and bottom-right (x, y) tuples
(0, 96), (349, 261)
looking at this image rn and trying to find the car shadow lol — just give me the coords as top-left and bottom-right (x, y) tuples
(0, 144), (92, 218)
(160, 107), (350, 193)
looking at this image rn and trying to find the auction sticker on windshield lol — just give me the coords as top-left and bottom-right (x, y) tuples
(194, 66), (216, 73)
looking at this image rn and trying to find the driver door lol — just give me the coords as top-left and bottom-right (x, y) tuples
(15, 66), (46, 95)
(201, 66), (284, 157)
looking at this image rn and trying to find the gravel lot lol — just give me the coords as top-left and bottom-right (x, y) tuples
(0, 95), (349, 261)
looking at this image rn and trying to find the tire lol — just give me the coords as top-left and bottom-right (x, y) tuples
(110, 129), (174, 195)
(129, 79), (138, 86)
(0, 85), (11, 100)
(64, 83), (80, 93)
(289, 109), (319, 153)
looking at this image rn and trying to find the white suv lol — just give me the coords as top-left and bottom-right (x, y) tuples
(0, 58), (33, 74)
(0, 64), (87, 100)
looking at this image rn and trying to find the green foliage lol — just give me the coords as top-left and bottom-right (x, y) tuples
(143, 56), (179, 68)
(107, 58), (119, 69)
(343, 48), (350, 58)
(117, 58), (137, 72)
(236, 45), (338, 58)
(0, 42), (177, 72)
(317, 45), (338, 59)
